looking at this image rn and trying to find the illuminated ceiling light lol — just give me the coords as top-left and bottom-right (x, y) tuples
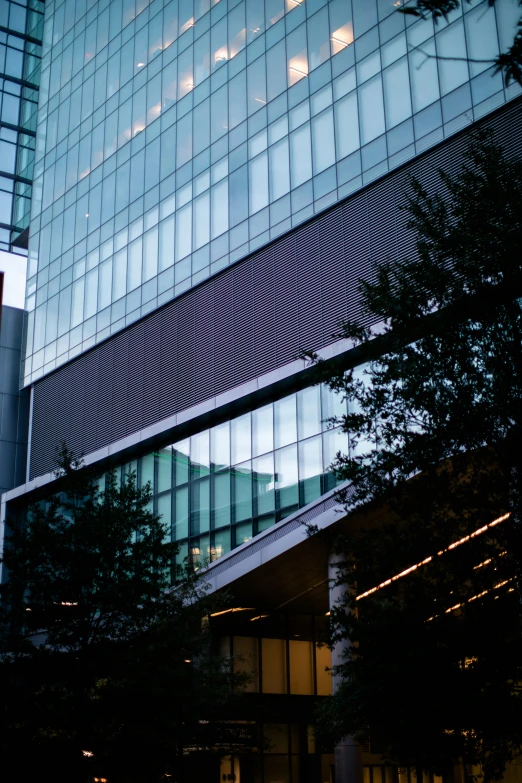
(426, 576), (516, 621)
(289, 66), (307, 76)
(210, 607), (255, 617)
(82, 750), (94, 758)
(249, 614), (269, 622)
(325, 611), (330, 616)
(85, 213), (89, 218)
(331, 36), (348, 49)
(357, 512), (511, 602)
(254, 97), (266, 103)
(184, 659), (191, 663)
(137, 62), (145, 67)
(250, 26), (260, 33)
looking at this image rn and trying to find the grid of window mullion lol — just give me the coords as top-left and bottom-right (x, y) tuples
(24, 1), (519, 383)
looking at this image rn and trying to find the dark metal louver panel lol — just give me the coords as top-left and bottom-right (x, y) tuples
(29, 100), (522, 479)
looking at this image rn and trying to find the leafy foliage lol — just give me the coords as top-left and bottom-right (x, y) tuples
(306, 131), (522, 780)
(0, 446), (250, 782)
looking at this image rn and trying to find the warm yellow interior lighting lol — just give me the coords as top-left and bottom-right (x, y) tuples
(426, 576), (515, 621)
(356, 512), (510, 602)
(250, 614), (269, 622)
(210, 607), (255, 617)
(288, 54), (308, 85)
(214, 47), (228, 63)
(331, 23), (354, 55)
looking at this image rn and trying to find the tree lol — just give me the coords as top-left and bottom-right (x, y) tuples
(0, 447), (250, 783)
(401, 1), (522, 87)
(305, 130), (522, 781)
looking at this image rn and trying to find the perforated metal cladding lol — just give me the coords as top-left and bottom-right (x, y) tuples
(30, 100), (522, 479)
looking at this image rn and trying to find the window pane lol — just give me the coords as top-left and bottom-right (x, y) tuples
(143, 226), (158, 281)
(299, 436), (323, 505)
(191, 430), (210, 477)
(213, 471), (231, 528)
(213, 528), (231, 560)
(191, 477), (210, 535)
(211, 421), (231, 470)
(409, 41), (439, 113)
(231, 412), (251, 464)
(290, 123), (312, 188)
(252, 404), (274, 457)
(194, 192), (210, 250)
(316, 644), (332, 695)
(267, 39), (286, 102)
(274, 395), (297, 449)
(436, 20), (469, 96)
(298, 386), (322, 439)
(253, 453), (275, 515)
(113, 248), (127, 300)
(287, 23), (308, 87)
(335, 91), (360, 159)
(247, 54), (267, 115)
(359, 74), (385, 144)
(383, 57), (412, 129)
(174, 486), (189, 539)
(308, 7), (330, 71)
(330, 0), (354, 54)
(262, 638), (287, 694)
(229, 70), (247, 129)
(157, 446), (173, 493)
(211, 179), (229, 238)
(312, 108), (335, 174)
(289, 640), (313, 695)
(174, 438), (190, 485)
(159, 215), (175, 271)
(269, 138), (290, 201)
(275, 444), (298, 509)
(233, 461), (252, 522)
(249, 152), (269, 213)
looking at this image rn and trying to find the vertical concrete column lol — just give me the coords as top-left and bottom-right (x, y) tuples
(328, 549), (363, 783)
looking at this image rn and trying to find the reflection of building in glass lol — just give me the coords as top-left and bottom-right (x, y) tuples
(2, 1), (522, 781)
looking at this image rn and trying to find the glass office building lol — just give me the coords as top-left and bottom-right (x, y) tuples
(0, 0), (43, 252)
(23, 0), (521, 385)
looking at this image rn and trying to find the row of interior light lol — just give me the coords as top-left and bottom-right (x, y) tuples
(210, 511), (512, 622)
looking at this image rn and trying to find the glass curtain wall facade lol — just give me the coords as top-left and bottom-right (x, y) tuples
(109, 383), (347, 567)
(0, 0), (43, 251)
(23, 0), (522, 384)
